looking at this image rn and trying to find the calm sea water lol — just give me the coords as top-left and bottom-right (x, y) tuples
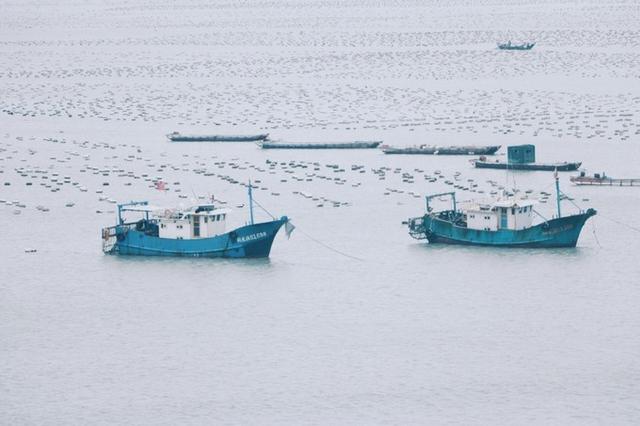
(2, 1), (640, 424)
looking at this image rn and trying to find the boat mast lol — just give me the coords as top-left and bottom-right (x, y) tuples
(554, 169), (562, 218)
(248, 180), (255, 225)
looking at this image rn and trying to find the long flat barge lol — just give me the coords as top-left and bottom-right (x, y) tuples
(259, 141), (382, 149)
(474, 160), (581, 171)
(382, 145), (500, 155)
(168, 132), (269, 142)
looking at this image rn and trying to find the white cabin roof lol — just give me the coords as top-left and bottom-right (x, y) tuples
(120, 204), (163, 212)
(491, 198), (537, 208)
(121, 203), (231, 217)
(186, 208), (232, 216)
(153, 205), (232, 218)
(463, 197), (537, 212)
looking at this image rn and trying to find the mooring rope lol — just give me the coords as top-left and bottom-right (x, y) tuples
(591, 220), (602, 248)
(598, 213), (640, 234)
(294, 227), (364, 261)
(252, 195), (363, 261)
(251, 197), (276, 220)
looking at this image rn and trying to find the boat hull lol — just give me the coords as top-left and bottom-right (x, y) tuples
(106, 217), (287, 258)
(474, 161), (581, 171)
(497, 43), (535, 50)
(383, 145), (500, 155)
(409, 209), (596, 248)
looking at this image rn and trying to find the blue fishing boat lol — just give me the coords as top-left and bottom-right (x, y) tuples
(497, 41), (535, 50)
(102, 184), (292, 257)
(407, 175), (596, 248)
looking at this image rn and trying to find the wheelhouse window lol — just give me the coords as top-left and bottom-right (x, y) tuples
(193, 215), (200, 237)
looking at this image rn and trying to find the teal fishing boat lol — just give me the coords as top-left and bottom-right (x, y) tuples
(102, 183), (292, 257)
(407, 174), (596, 248)
(498, 41), (535, 50)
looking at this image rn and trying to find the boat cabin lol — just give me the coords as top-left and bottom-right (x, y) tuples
(156, 205), (229, 239)
(465, 199), (536, 231)
(118, 202), (230, 240)
(507, 145), (535, 164)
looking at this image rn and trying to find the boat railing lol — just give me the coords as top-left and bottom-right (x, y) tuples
(408, 217), (427, 240)
(101, 222), (141, 253)
(101, 226), (119, 253)
(532, 209), (550, 225)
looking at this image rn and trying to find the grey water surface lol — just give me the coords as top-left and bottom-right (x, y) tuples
(1, 0), (640, 424)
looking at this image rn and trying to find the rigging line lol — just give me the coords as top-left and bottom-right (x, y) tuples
(504, 157), (510, 191)
(250, 195), (355, 263)
(251, 197), (276, 220)
(295, 227), (364, 262)
(189, 186), (199, 202)
(540, 181), (555, 192)
(560, 190), (583, 211)
(532, 209), (549, 223)
(509, 162), (518, 193)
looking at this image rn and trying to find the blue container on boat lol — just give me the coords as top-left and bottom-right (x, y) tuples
(507, 144), (536, 164)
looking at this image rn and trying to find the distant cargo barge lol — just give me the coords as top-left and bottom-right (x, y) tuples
(381, 145), (500, 155)
(167, 132), (269, 142)
(571, 172), (640, 186)
(474, 144), (581, 171)
(259, 141), (382, 149)
(473, 160), (581, 171)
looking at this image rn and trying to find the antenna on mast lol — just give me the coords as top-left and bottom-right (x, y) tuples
(248, 179), (255, 225)
(554, 169), (562, 218)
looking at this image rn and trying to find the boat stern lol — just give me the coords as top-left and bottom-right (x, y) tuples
(407, 216), (428, 240)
